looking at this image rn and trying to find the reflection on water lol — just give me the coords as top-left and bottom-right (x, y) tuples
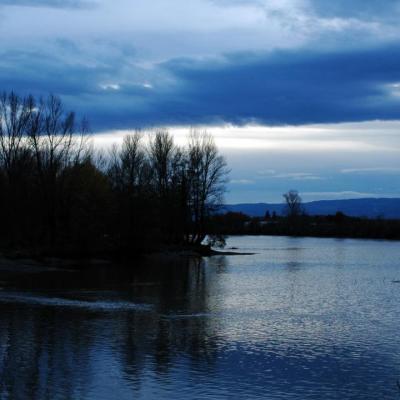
(0, 236), (400, 399)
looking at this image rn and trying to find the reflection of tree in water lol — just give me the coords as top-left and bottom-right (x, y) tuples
(1, 253), (400, 399)
(0, 256), (226, 398)
(0, 307), (93, 400)
(118, 256), (223, 382)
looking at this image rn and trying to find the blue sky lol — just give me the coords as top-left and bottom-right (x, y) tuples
(1, 0), (399, 202)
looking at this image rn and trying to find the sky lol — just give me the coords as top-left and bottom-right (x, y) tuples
(0, 0), (399, 203)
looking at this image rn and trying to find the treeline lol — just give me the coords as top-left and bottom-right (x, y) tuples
(0, 92), (228, 258)
(210, 211), (400, 240)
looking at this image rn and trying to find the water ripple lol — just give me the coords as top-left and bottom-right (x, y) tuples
(0, 291), (153, 311)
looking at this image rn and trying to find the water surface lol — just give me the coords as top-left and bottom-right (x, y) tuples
(1, 236), (400, 399)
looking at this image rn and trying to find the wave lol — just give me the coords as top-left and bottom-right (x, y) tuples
(0, 291), (153, 312)
(161, 312), (213, 320)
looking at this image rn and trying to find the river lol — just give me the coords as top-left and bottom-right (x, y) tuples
(0, 236), (399, 399)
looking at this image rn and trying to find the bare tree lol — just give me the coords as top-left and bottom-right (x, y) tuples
(0, 90), (231, 254)
(27, 94), (90, 246)
(107, 132), (149, 192)
(0, 92), (33, 179)
(148, 129), (175, 196)
(283, 189), (303, 218)
(28, 95), (89, 175)
(187, 131), (229, 245)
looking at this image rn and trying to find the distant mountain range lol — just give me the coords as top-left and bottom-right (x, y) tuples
(223, 198), (400, 219)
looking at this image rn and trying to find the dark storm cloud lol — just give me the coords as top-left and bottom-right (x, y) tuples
(0, 49), (105, 95)
(147, 45), (400, 127)
(1, 44), (400, 129)
(0, 0), (95, 9)
(310, 0), (400, 20)
(87, 44), (400, 128)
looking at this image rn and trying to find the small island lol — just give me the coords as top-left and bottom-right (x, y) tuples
(0, 92), (230, 262)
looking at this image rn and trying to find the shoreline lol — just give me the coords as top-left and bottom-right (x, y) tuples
(0, 244), (254, 270)
(3, 231), (399, 269)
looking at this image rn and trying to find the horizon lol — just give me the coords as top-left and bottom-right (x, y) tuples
(226, 196), (400, 205)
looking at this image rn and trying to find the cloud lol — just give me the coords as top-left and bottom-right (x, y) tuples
(257, 169), (277, 176)
(3, 44), (400, 130)
(272, 172), (323, 180)
(0, 0), (399, 203)
(2, 42), (400, 131)
(249, 170), (322, 180)
(0, 0), (95, 9)
(153, 45), (400, 127)
(1, 1), (400, 129)
(310, 0), (400, 21)
(211, 0), (400, 21)
(230, 179), (255, 185)
(301, 191), (391, 200)
(341, 167), (400, 174)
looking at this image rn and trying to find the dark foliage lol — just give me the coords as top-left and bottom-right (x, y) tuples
(210, 211), (400, 240)
(0, 92), (228, 259)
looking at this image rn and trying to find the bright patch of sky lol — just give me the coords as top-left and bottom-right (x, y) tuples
(92, 120), (400, 202)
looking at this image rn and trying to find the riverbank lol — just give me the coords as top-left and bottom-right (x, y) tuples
(0, 243), (253, 270)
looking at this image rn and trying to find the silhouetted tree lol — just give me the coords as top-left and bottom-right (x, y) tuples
(0, 91), (230, 258)
(107, 132), (156, 253)
(0, 92), (32, 177)
(0, 93), (36, 243)
(27, 94), (90, 248)
(149, 130), (175, 196)
(187, 131), (229, 245)
(283, 190), (303, 218)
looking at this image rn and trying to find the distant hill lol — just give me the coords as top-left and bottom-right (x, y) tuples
(223, 198), (400, 219)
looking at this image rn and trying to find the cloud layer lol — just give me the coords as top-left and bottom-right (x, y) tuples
(1, 0), (400, 201)
(1, 0), (400, 129)
(0, 0), (94, 9)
